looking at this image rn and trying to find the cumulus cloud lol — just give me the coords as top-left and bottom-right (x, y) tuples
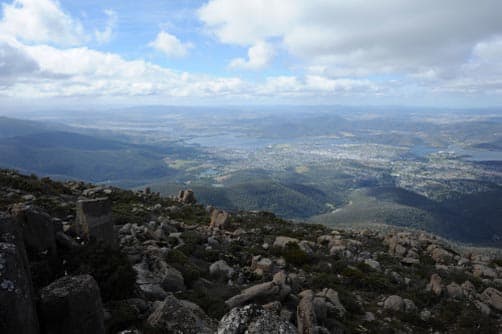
(199, 0), (502, 79)
(198, 0), (297, 46)
(0, 0), (85, 46)
(0, 37), (381, 101)
(94, 9), (117, 44)
(2, 0), (501, 104)
(0, 41), (248, 99)
(0, 42), (39, 87)
(257, 75), (378, 97)
(229, 41), (274, 70)
(149, 31), (193, 58)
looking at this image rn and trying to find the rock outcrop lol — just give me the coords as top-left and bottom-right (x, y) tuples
(133, 251), (185, 300)
(177, 189), (196, 204)
(11, 204), (58, 261)
(146, 293), (216, 333)
(38, 274), (105, 334)
(0, 241), (39, 334)
(273, 236), (299, 249)
(218, 304), (296, 334)
(384, 295), (405, 312)
(226, 271), (291, 308)
(426, 273), (444, 296)
(1, 169), (502, 333)
(210, 259), (234, 278)
(74, 197), (116, 247)
(210, 208), (230, 229)
(481, 287), (502, 311)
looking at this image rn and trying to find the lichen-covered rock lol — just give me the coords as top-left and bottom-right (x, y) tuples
(383, 295), (405, 312)
(298, 240), (314, 254)
(178, 189), (196, 204)
(210, 208), (230, 229)
(133, 253), (185, 301)
(426, 273), (444, 296)
(210, 259), (234, 278)
(427, 244), (454, 264)
(218, 304), (296, 334)
(0, 241), (39, 334)
(446, 282), (464, 299)
(146, 293), (216, 333)
(39, 274), (105, 334)
(10, 204), (57, 260)
(10, 205), (60, 286)
(475, 300), (491, 316)
(384, 232), (413, 257)
(296, 288), (345, 334)
(315, 288), (346, 318)
(461, 280), (477, 298)
(481, 287), (502, 311)
(251, 256), (274, 275)
(403, 298), (417, 313)
(297, 290), (316, 334)
(364, 259), (381, 271)
(473, 264), (498, 279)
(273, 236), (299, 249)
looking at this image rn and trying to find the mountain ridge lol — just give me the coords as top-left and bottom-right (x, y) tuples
(1, 169), (502, 333)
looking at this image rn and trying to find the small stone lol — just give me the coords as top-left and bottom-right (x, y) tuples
(426, 273), (443, 296)
(210, 260), (234, 278)
(403, 299), (417, 313)
(251, 256), (273, 273)
(273, 236), (299, 249)
(446, 282), (463, 299)
(364, 259), (381, 271)
(420, 309), (432, 321)
(475, 301), (491, 316)
(363, 312), (375, 322)
(383, 295), (404, 312)
(22, 194), (36, 201)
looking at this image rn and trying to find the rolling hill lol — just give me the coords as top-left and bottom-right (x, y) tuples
(310, 187), (502, 246)
(0, 117), (185, 186)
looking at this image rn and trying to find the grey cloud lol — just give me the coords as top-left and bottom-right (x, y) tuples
(200, 0), (502, 77)
(0, 43), (39, 86)
(286, 0), (502, 70)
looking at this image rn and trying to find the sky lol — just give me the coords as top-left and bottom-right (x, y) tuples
(1, 0), (502, 107)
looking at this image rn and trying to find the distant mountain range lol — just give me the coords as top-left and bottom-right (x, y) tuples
(0, 117), (183, 186)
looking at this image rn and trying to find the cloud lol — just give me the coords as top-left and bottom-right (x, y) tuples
(0, 0), (85, 46)
(0, 38), (383, 102)
(1, 0), (501, 104)
(0, 41), (249, 99)
(148, 30), (193, 58)
(258, 75), (379, 97)
(94, 9), (117, 44)
(0, 42), (39, 87)
(305, 75), (377, 93)
(199, 0), (502, 78)
(229, 41), (274, 70)
(198, 0), (297, 46)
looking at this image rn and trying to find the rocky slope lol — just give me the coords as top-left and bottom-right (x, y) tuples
(1, 169), (502, 333)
